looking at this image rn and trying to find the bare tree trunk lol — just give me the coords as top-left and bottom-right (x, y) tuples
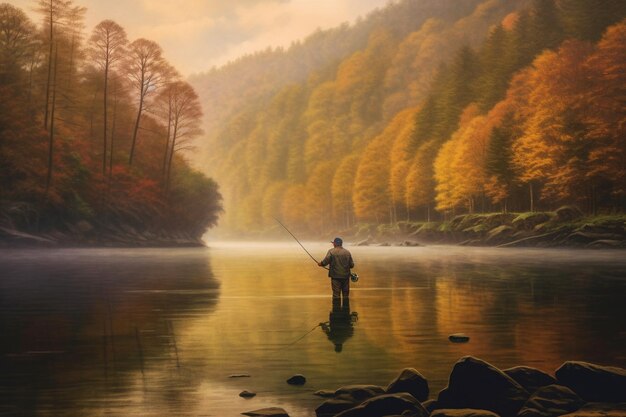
(162, 100), (172, 179)
(44, 7), (54, 130)
(109, 86), (118, 178)
(529, 182), (534, 212)
(45, 44), (58, 194)
(165, 122), (178, 192)
(129, 73), (145, 166)
(102, 61), (109, 175)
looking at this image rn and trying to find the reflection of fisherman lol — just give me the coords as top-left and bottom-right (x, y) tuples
(318, 237), (354, 299)
(321, 298), (358, 353)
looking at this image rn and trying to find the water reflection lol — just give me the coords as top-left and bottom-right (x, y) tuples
(321, 298), (358, 353)
(0, 244), (624, 417)
(0, 248), (220, 417)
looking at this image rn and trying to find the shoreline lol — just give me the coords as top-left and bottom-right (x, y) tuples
(246, 356), (626, 417)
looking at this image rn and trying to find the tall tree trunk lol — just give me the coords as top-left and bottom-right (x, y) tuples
(44, 7), (54, 130)
(129, 73), (145, 166)
(162, 100), (172, 179)
(109, 86), (118, 179)
(529, 182), (534, 212)
(102, 61), (109, 176)
(45, 44), (58, 195)
(165, 122), (178, 192)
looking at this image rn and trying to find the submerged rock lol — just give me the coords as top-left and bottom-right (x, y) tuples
(449, 334), (470, 343)
(316, 385), (385, 417)
(560, 402), (626, 417)
(242, 407), (290, 417)
(334, 385), (385, 401)
(229, 373), (251, 378)
(555, 361), (626, 403)
(437, 356), (529, 417)
(286, 374), (306, 385)
(504, 366), (556, 395)
(386, 368), (429, 402)
(517, 385), (584, 417)
(334, 392), (428, 417)
(431, 409), (500, 417)
(313, 390), (336, 398)
(316, 395), (362, 417)
(239, 390), (257, 398)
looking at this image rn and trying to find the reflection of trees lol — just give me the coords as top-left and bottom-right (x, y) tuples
(0, 249), (220, 416)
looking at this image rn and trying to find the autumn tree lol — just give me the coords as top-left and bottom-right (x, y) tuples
(88, 20), (128, 175)
(405, 140), (438, 221)
(0, 3), (36, 85)
(331, 154), (360, 228)
(125, 38), (173, 165)
(35, 0), (71, 130)
(156, 81), (203, 191)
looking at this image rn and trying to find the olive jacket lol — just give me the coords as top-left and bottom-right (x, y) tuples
(320, 246), (354, 279)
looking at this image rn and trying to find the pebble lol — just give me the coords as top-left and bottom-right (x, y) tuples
(287, 374), (306, 385)
(449, 334), (470, 343)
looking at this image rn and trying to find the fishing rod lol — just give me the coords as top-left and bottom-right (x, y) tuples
(274, 218), (358, 282)
(274, 217), (326, 268)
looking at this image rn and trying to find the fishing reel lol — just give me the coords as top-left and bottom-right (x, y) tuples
(350, 272), (359, 282)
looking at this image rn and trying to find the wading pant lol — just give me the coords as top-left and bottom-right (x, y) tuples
(331, 278), (349, 298)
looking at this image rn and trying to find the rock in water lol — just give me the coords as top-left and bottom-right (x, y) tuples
(229, 373), (251, 378)
(242, 407), (290, 417)
(316, 386), (385, 417)
(334, 393), (429, 417)
(334, 385), (385, 401)
(313, 390), (336, 398)
(386, 368), (429, 402)
(437, 356), (529, 417)
(239, 390), (257, 398)
(316, 395), (362, 417)
(286, 374), (306, 385)
(517, 385), (584, 417)
(559, 402), (626, 417)
(504, 366), (557, 394)
(449, 334), (470, 343)
(555, 361), (626, 403)
(431, 409), (500, 417)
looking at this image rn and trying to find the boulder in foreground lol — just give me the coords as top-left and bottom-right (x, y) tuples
(431, 409), (500, 417)
(242, 407), (290, 417)
(335, 393), (428, 417)
(503, 366), (556, 395)
(386, 368), (429, 401)
(555, 361), (626, 403)
(437, 356), (529, 417)
(560, 402), (626, 417)
(517, 384), (584, 417)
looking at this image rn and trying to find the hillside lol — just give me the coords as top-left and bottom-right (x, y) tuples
(190, 0), (626, 237)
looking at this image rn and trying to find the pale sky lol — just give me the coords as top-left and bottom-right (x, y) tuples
(9, 0), (391, 75)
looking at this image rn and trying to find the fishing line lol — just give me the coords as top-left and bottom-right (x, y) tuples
(274, 217), (328, 270)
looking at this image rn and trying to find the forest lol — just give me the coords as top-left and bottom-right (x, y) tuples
(191, 0), (626, 236)
(0, 0), (222, 244)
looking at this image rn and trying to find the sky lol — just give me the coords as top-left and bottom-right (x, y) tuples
(10, 0), (391, 76)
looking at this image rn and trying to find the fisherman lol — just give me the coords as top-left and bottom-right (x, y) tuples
(318, 237), (354, 299)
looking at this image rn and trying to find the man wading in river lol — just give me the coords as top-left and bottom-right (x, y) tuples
(318, 237), (354, 299)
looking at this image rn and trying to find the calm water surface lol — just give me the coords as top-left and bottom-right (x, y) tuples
(0, 243), (625, 417)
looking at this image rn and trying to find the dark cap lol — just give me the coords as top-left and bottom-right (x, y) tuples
(331, 237), (343, 245)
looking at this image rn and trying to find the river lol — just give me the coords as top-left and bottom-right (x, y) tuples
(0, 243), (625, 417)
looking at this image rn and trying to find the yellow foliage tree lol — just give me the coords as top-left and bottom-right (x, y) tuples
(353, 109), (409, 222)
(331, 154), (360, 229)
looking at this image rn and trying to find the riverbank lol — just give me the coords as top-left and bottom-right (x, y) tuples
(0, 202), (205, 248)
(341, 208), (626, 249)
(244, 356), (626, 417)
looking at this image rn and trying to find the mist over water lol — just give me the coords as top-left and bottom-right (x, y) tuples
(0, 244), (625, 416)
